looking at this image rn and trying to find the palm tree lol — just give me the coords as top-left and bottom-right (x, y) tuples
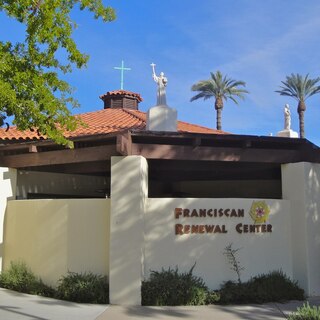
(276, 73), (320, 139)
(190, 71), (248, 130)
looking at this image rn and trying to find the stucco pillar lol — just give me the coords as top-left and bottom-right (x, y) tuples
(282, 162), (320, 296)
(0, 167), (17, 272)
(109, 156), (148, 305)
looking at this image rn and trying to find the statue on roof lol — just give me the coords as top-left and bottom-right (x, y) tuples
(284, 104), (291, 130)
(151, 63), (168, 105)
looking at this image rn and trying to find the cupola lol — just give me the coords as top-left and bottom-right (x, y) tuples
(99, 90), (143, 110)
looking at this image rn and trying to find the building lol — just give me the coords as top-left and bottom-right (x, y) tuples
(0, 89), (320, 305)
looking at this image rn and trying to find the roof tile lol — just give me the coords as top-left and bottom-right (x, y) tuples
(0, 108), (226, 141)
(99, 90), (143, 102)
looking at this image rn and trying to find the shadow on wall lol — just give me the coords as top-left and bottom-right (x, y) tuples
(144, 197), (293, 290)
(0, 242), (3, 269)
(2, 199), (110, 287)
(307, 164), (320, 234)
(16, 171), (108, 199)
(109, 156), (148, 302)
(108, 154), (293, 297)
(0, 168), (17, 271)
(3, 170), (16, 201)
(306, 164), (320, 294)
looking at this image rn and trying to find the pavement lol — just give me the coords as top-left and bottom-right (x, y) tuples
(0, 288), (107, 320)
(1, 287), (320, 320)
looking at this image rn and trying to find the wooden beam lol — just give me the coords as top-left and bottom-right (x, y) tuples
(28, 145), (38, 153)
(117, 132), (132, 156)
(23, 161), (110, 175)
(128, 143), (305, 163)
(0, 135), (117, 152)
(0, 140), (53, 152)
(192, 137), (202, 150)
(0, 145), (118, 168)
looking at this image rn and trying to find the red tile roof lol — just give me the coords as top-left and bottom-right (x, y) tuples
(0, 108), (226, 142)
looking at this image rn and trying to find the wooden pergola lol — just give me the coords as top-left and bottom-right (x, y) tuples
(1, 131), (319, 183)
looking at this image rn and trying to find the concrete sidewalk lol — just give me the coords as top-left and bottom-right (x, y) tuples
(1, 287), (319, 320)
(0, 288), (108, 320)
(97, 300), (318, 320)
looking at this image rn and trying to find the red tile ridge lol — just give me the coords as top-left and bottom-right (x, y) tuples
(178, 119), (229, 134)
(99, 90), (143, 102)
(123, 109), (146, 122)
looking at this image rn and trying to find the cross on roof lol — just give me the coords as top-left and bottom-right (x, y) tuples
(113, 60), (131, 90)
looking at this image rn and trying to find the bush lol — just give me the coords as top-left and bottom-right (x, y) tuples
(288, 303), (320, 320)
(141, 264), (220, 306)
(0, 261), (55, 297)
(219, 270), (305, 304)
(56, 271), (109, 303)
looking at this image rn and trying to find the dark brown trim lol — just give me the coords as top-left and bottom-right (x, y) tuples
(28, 145), (38, 153)
(130, 143), (303, 163)
(22, 161), (110, 175)
(117, 133), (132, 156)
(0, 145), (118, 168)
(1, 131), (320, 170)
(116, 131), (320, 163)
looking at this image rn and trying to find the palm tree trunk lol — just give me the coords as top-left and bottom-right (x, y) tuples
(297, 100), (306, 138)
(298, 110), (305, 138)
(215, 97), (223, 131)
(216, 108), (222, 130)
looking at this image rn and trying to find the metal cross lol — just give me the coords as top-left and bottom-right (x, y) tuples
(113, 60), (131, 90)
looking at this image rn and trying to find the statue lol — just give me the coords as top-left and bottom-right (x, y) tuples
(276, 103), (298, 137)
(151, 63), (168, 105)
(284, 104), (291, 130)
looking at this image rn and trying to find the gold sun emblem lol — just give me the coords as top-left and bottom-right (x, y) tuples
(249, 201), (270, 224)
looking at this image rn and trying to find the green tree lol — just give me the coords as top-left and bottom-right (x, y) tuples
(276, 73), (320, 139)
(0, 0), (115, 146)
(190, 71), (248, 131)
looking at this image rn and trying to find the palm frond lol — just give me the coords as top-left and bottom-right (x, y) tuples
(190, 91), (214, 102)
(190, 70), (248, 130)
(276, 73), (320, 139)
(190, 70), (248, 105)
(276, 73), (320, 102)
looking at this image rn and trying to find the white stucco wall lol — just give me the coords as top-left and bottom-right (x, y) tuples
(282, 162), (320, 295)
(145, 198), (292, 290)
(0, 167), (17, 272)
(109, 156), (148, 305)
(3, 199), (110, 286)
(3, 158), (320, 304)
(16, 170), (108, 199)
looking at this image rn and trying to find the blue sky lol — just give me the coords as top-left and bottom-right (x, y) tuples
(2, 1), (320, 145)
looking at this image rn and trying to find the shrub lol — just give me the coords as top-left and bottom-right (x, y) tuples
(33, 279), (56, 298)
(219, 270), (305, 304)
(141, 264), (220, 306)
(0, 261), (55, 297)
(56, 271), (109, 303)
(223, 243), (244, 284)
(288, 303), (320, 320)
